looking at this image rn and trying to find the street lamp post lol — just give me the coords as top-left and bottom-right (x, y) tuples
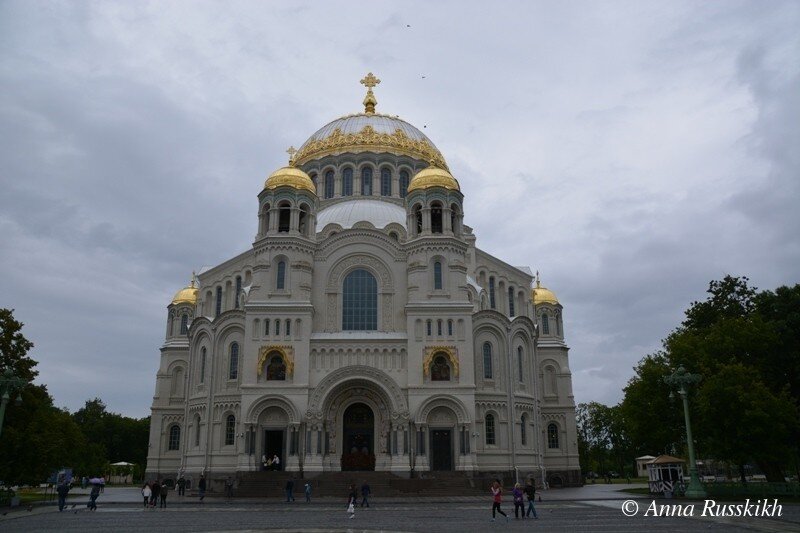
(0, 368), (26, 439)
(664, 366), (707, 499)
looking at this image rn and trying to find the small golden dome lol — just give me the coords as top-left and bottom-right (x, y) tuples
(264, 166), (316, 194)
(172, 275), (198, 306)
(531, 276), (559, 305)
(407, 166), (460, 193)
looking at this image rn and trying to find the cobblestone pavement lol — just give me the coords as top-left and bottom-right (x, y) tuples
(2, 500), (798, 532)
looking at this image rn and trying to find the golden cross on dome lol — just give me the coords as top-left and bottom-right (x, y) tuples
(286, 146), (297, 165)
(360, 72), (381, 114)
(190, 271), (197, 288)
(360, 72), (381, 90)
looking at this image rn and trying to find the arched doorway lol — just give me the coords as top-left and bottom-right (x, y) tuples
(341, 403), (375, 471)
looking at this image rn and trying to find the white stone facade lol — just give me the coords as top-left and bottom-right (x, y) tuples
(146, 102), (580, 488)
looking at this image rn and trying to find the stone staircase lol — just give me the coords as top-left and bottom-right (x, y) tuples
(235, 470), (492, 498)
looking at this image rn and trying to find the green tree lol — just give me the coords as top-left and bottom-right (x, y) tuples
(619, 352), (683, 456)
(0, 308), (37, 381)
(620, 276), (800, 482)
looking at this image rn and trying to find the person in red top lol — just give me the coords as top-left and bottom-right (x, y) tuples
(490, 479), (509, 522)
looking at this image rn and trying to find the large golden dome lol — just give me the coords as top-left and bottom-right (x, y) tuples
(172, 276), (198, 306)
(531, 278), (559, 305)
(293, 73), (447, 169)
(264, 166), (316, 194)
(408, 166), (460, 193)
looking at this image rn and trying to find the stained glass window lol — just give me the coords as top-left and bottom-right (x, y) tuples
(168, 425), (181, 450)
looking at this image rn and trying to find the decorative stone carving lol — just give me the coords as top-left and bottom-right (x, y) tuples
(308, 365), (408, 416)
(326, 254), (393, 292)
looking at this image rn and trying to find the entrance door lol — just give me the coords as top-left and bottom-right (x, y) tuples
(264, 430), (284, 470)
(341, 403), (375, 471)
(430, 429), (453, 471)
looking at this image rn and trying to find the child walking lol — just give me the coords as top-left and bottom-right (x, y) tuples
(490, 480), (509, 522)
(512, 482), (525, 518)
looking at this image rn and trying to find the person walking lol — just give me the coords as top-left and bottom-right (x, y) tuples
(512, 482), (525, 519)
(56, 480), (70, 512)
(490, 480), (508, 522)
(285, 477), (295, 502)
(150, 478), (161, 507)
(87, 481), (101, 511)
(198, 475), (206, 503)
(141, 482), (152, 508)
(304, 481), (312, 503)
(360, 481), (371, 508)
(225, 476), (234, 501)
(347, 484), (357, 519)
(524, 480), (538, 519)
(160, 481), (168, 508)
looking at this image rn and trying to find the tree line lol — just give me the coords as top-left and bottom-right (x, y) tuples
(577, 276), (800, 483)
(0, 308), (149, 485)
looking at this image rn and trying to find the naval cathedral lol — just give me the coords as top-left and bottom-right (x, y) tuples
(146, 74), (580, 488)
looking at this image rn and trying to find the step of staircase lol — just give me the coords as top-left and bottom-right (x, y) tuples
(235, 471), (488, 498)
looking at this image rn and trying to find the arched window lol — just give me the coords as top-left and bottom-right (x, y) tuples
(224, 415), (236, 446)
(274, 319), (280, 336)
(228, 342), (239, 380)
(180, 314), (189, 335)
(483, 342), (493, 379)
(521, 414), (527, 446)
(556, 312), (562, 336)
(171, 367), (184, 396)
(399, 170), (409, 197)
(262, 203), (271, 234)
(342, 269), (377, 330)
(485, 414), (496, 445)
(450, 203), (459, 235)
(517, 346), (524, 382)
(194, 415), (201, 447)
(426, 320), (432, 336)
(168, 424), (181, 451)
(267, 354), (286, 380)
(285, 319), (291, 337)
(342, 167), (353, 196)
(413, 204), (423, 234)
(508, 286), (515, 317)
(278, 202), (291, 232)
(298, 204), (309, 236)
(431, 355), (450, 381)
(264, 319), (270, 336)
(447, 319), (453, 336)
(489, 277), (496, 309)
(437, 319), (443, 336)
(361, 167), (373, 196)
(168, 312), (174, 337)
(541, 313), (550, 335)
(215, 286), (222, 317)
(431, 202), (443, 233)
(324, 170), (334, 198)
(434, 261), (442, 290)
(381, 168), (391, 196)
(544, 365), (556, 396)
(199, 347), (206, 384)
(276, 261), (286, 290)
(309, 174), (317, 194)
(235, 276), (242, 309)
(547, 423), (559, 449)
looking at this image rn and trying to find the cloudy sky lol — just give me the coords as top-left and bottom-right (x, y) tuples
(1, 1), (798, 418)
